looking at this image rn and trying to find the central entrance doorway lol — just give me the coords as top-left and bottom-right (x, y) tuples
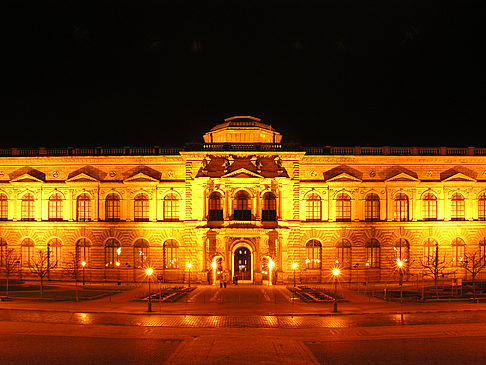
(233, 245), (252, 281)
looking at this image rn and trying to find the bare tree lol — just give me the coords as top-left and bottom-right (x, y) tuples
(30, 250), (57, 297)
(1, 248), (20, 298)
(420, 244), (450, 299)
(462, 251), (486, 302)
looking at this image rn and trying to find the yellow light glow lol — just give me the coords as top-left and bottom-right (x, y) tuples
(332, 268), (340, 276)
(81, 261), (86, 267)
(187, 263), (192, 269)
(397, 260), (404, 268)
(268, 259), (274, 269)
(211, 261), (216, 269)
(145, 268), (153, 276)
(292, 263), (297, 269)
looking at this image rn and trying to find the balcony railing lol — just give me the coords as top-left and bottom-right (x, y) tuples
(1, 145), (485, 157)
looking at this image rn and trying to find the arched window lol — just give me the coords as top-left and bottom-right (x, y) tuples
(0, 237), (7, 266)
(104, 238), (120, 268)
(21, 238), (35, 267)
(0, 193), (8, 221)
(451, 193), (465, 221)
(233, 190), (251, 220)
(134, 193), (149, 222)
(76, 193), (91, 222)
(47, 238), (62, 266)
(423, 238), (438, 265)
(262, 192), (277, 221)
(365, 193), (380, 222)
(394, 193), (409, 222)
(134, 239), (149, 269)
(105, 193), (120, 222)
(336, 193), (351, 222)
(163, 239), (179, 269)
(163, 193), (179, 221)
(305, 193), (321, 221)
(336, 239), (351, 269)
(422, 192), (437, 221)
(21, 193), (35, 221)
(479, 193), (486, 221)
(395, 238), (409, 263)
(480, 237), (486, 260)
(208, 192), (223, 221)
(451, 237), (465, 267)
(365, 239), (380, 268)
(306, 240), (322, 269)
(76, 238), (91, 266)
(48, 193), (63, 221)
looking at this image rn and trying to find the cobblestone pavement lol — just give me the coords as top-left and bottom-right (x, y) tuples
(2, 308), (486, 328)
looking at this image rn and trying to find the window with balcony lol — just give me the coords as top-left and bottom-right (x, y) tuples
(262, 192), (277, 221)
(208, 192), (223, 221)
(233, 190), (251, 220)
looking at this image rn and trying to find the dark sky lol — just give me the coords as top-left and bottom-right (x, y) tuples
(3, 1), (485, 148)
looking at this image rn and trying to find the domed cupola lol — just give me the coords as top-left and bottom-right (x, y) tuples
(203, 116), (282, 143)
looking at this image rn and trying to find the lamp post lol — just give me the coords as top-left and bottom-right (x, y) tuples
(81, 261), (86, 285)
(268, 258), (274, 286)
(211, 260), (217, 285)
(332, 267), (340, 312)
(397, 260), (404, 303)
(292, 263), (297, 287)
(187, 263), (192, 287)
(146, 267), (153, 312)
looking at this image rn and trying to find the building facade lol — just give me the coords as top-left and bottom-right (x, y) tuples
(1, 115), (486, 284)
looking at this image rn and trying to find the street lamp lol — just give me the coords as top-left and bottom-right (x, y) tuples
(268, 258), (274, 286)
(397, 260), (404, 303)
(146, 267), (153, 312)
(292, 263), (297, 287)
(187, 263), (192, 287)
(211, 260), (217, 285)
(81, 261), (86, 285)
(332, 267), (340, 312)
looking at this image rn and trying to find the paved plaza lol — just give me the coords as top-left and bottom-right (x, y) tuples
(2, 284), (486, 364)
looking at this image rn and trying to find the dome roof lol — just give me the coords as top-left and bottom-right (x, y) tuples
(204, 116), (282, 143)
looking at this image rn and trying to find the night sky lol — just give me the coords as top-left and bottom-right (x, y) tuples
(3, 1), (485, 148)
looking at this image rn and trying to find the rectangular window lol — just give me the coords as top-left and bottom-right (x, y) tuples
(134, 200), (149, 221)
(48, 200), (63, 221)
(306, 247), (321, 269)
(21, 200), (35, 221)
(105, 200), (120, 221)
(336, 200), (351, 222)
(77, 200), (91, 222)
(366, 247), (380, 268)
(422, 200), (437, 221)
(164, 247), (178, 268)
(0, 199), (8, 220)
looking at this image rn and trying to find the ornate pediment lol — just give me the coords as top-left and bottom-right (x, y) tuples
(325, 172), (362, 183)
(385, 172), (419, 183)
(222, 168), (263, 178)
(124, 172), (160, 183)
(324, 165), (362, 183)
(67, 166), (106, 183)
(66, 172), (100, 183)
(440, 167), (477, 182)
(9, 167), (45, 183)
(441, 172), (476, 182)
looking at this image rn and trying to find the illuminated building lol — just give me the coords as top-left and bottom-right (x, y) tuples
(1, 115), (486, 284)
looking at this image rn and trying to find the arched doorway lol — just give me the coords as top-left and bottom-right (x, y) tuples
(233, 244), (252, 282)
